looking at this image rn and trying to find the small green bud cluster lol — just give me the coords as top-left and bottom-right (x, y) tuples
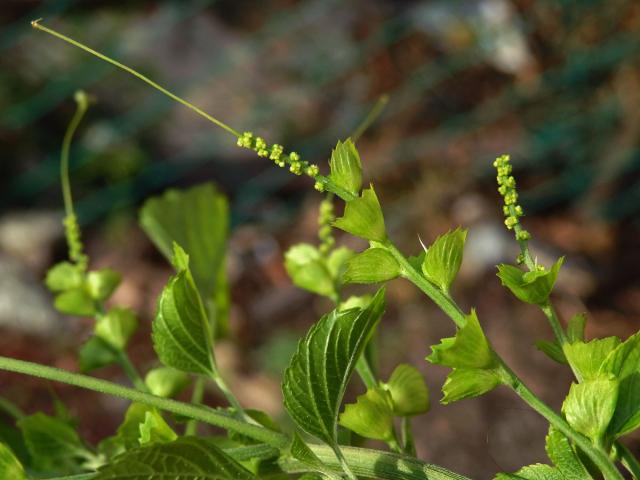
(318, 198), (336, 255)
(63, 213), (88, 270)
(237, 131), (320, 182)
(494, 154), (530, 242)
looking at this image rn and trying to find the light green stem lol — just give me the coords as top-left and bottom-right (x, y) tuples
(618, 442), (640, 479)
(185, 376), (205, 435)
(540, 302), (567, 346)
(351, 94), (389, 142)
(0, 396), (24, 420)
(114, 350), (148, 393)
(60, 91), (88, 217)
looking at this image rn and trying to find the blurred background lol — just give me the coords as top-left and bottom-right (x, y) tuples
(1, 0), (640, 478)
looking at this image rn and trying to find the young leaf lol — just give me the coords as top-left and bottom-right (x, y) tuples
(115, 403), (176, 450)
(144, 367), (190, 398)
(339, 387), (394, 441)
(139, 410), (178, 445)
(562, 337), (621, 382)
(545, 427), (592, 480)
(342, 248), (400, 284)
(495, 464), (564, 480)
(284, 244), (336, 299)
(290, 431), (330, 474)
(0, 443), (26, 480)
(78, 336), (119, 373)
(608, 372), (640, 437)
(18, 412), (89, 473)
(535, 340), (567, 364)
(282, 288), (385, 447)
(95, 437), (257, 480)
(497, 258), (564, 305)
(384, 364), (430, 416)
(86, 268), (121, 301)
(54, 288), (96, 316)
(562, 377), (619, 442)
(441, 368), (501, 404)
(566, 313), (587, 344)
(329, 139), (362, 196)
(333, 186), (386, 242)
(421, 228), (467, 293)
(45, 261), (84, 292)
(95, 307), (138, 351)
(339, 294), (372, 311)
(140, 183), (229, 335)
(153, 244), (216, 375)
(599, 331), (640, 379)
(427, 309), (497, 370)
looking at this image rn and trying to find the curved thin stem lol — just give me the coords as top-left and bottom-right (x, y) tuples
(617, 442), (640, 479)
(32, 20), (240, 138)
(114, 350), (148, 393)
(351, 94), (389, 142)
(60, 91), (89, 217)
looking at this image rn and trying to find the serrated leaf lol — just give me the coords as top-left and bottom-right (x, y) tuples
(421, 228), (467, 293)
(328, 139), (362, 196)
(45, 261), (84, 292)
(140, 183), (229, 336)
(497, 258), (564, 305)
(86, 268), (121, 301)
(566, 313), (586, 344)
(536, 340), (567, 364)
(54, 288), (96, 316)
(284, 244), (336, 299)
(563, 377), (618, 442)
(18, 413), (89, 473)
(282, 288), (385, 447)
(545, 427), (592, 480)
(608, 372), (640, 437)
(427, 309), (497, 370)
(78, 336), (119, 373)
(139, 410), (178, 446)
(333, 186), (386, 242)
(441, 368), (501, 404)
(599, 331), (640, 379)
(144, 367), (190, 398)
(384, 364), (430, 416)
(495, 464), (564, 480)
(95, 307), (138, 350)
(563, 337), (621, 382)
(342, 248), (400, 284)
(289, 431), (339, 479)
(153, 245), (216, 375)
(116, 403), (175, 450)
(95, 437), (257, 480)
(0, 443), (26, 480)
(339, 386), (394, 441)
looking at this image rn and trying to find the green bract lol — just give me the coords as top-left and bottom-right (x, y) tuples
(342, 247), (400, 284)
(384, 364), (430, 416)
(284, 244), (338, 298)
(562, 378), (619, 443)
(45, 261), (84, 292)
(144, 367), (190, 398)
(86, 268), (121, 301)
(0, 443), (26, 480)
(421, 228), (467, 293)
(328, 138), (363, 197)
(333, 186), (386, 242)
(497, 258), (564, 305)
(339, 387), (395, 441)
(95, 307), (138, 351)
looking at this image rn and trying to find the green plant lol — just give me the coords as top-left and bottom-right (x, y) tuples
(0, 19), (637, 480)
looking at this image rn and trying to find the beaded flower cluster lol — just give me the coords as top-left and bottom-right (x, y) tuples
(236, 131), (323, 189)
(317, 198), (336, 255)
(494, 154), (531, 242)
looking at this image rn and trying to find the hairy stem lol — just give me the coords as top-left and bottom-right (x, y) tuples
(185, 376), (205, 435)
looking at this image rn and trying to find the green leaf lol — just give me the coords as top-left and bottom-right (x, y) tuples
(497, 258), (564, 305)
(562, 377), (619, 442)
(535, 340), (567, 364)
(95, 307), (138, 350)
(86, 268), (121, 301)
(140, 183), (229, 335)
(290, 432), (328, 473)
(144, 367), (190, 398)
(562, 337), (621, 382)
(495, 464), (564, 480)
(284, 244), (336, 299)
(153, 244), (216, 375)
(328, 139), (362, 196)
(95, 437), (257, 480)
(333, 186), (386, 242)
(282, 288), (385, 447)
(608, 372), (640, 437)
(45, 261), (84, 292)
(18, 412), (89, 473)
(114, 403), (176, 450)
(566, 313), (586, 344)
(421, 228), (467, 293)
(54, 288), (96, 316)
(342, 248), (400, 284)
(599, 331), (640, 379)
(78, 336), (118, 373)
(326, 246), (355, 280)
(427, 309), (497, 370)
(441, 368), (501, 404)
(138, 411), (178, 446)
(339, 386), (394, 441)
(0, 443), (26, 480)
(384, 364), (430, 416)
(545, 427), (592, 480)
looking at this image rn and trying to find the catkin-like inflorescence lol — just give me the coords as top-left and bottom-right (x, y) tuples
(63, 213), (88, 270)
(237, 131), (320, 183)
(318, 198), (336, 255)
(493, 154), (531, 242)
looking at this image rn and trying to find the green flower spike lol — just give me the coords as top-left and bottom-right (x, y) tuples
(493, 154), (531, 242)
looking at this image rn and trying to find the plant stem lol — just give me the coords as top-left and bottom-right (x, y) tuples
(0, 396), (24, 420)
(0, 356), (288, 448)
(209, 371), (250, 422)
(114, 350), (148, 392)
(540, 302), (567, 345)
(60, 91), (88, 218)
(185, 376), (205, 435)
(401, 417), (416, 457)
(356, 356), (377, 390)
(351, 94), (389, 142)
(31, 20), (240, 139)
(617, 441), (640, 479)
